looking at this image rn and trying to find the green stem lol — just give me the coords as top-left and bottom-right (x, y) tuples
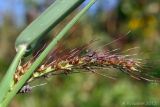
(0, 45), (27, 103)
(1, 0), (96, 106)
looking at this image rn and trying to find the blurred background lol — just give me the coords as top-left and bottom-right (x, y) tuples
(0, 0), (160, 107)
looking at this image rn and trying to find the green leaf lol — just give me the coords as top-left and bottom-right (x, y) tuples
(1, 0), (96, 106)
(0, 0), (84, 105)
(15, 0), (85, 52)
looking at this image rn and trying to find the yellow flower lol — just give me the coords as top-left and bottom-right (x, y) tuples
(128, 18), (142, 30)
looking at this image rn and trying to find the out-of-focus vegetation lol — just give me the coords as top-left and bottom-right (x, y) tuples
(0, 0), (160, 107)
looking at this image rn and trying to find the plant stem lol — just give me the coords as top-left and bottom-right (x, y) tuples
(0, 45), (27, 103)
(0, 0), (96, 106)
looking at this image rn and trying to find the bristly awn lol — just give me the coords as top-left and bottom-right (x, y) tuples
(14, 32), (160, 93)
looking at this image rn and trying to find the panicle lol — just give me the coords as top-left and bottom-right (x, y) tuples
(14, 44), (143, 84)
(14, 39), (160, 94)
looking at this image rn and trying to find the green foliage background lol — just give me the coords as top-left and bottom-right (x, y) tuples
(0, 0), (160, 107)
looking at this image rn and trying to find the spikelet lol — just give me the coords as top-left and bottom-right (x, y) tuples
(14, 43), (147, 84)
(15, 39), (160, 94)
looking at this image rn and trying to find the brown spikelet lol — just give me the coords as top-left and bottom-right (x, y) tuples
(14, 39), (160, 93)
(14, 44), (144, 84)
